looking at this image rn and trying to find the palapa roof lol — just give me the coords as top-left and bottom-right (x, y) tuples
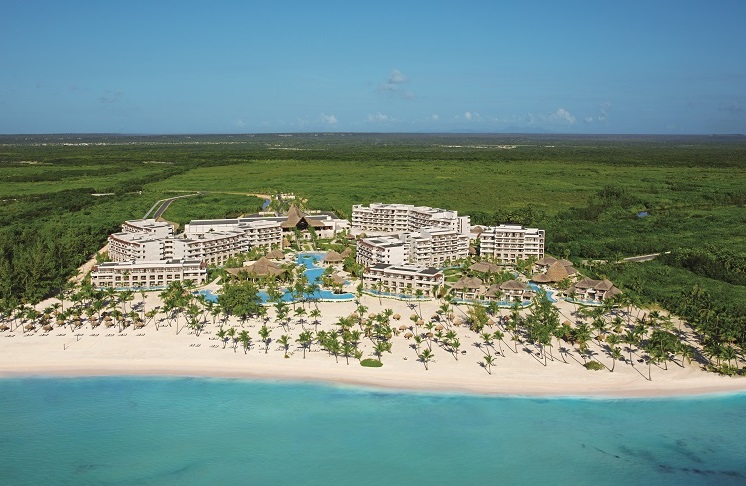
(330, 273), (346, 285)
(281, 204), (326, 229)
(266, 248), (286, 260)
(469, 261), (501, 273)
(531, 261), (569, 283)
(451, 275), (483, 290)
(244, 256), (285, 277)
(323, 250), (344, 263)
(536, 256), (558, 266)
(470, 226), (484, 235)
(500, 279), (527, 291)
(569, 278), (621, 297)
(483, 284), (502, 298)
(340, 247), (352, 257)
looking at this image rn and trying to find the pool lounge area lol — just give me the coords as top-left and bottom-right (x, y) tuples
(197, 252), (355, 304)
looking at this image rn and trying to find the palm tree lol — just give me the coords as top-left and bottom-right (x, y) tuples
(492, 330), (505, 357)
(418, 348), (434, 370)
(259, 324), (272, 354)
(238, 329), (251, 354)
(373, 340), (391, 363)
(483, 354), (496, 375)
(278, 334), (291, 358)
(296, 330), (313, 359)
(227, 327), (237, 352)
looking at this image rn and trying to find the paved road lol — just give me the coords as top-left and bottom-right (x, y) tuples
(623, 252), (667, 263)
(143, 192), (203, 219)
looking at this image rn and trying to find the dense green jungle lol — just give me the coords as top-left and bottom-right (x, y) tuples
(0, 133), (744, 351)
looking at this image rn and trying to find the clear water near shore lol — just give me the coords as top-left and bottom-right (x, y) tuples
(1, 377), (745, 485)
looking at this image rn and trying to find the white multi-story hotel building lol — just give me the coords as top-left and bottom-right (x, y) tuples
(357, 236), (408, 267)
(109, 220), (282, 265)
(362, 263), (444, 295)
(357, 227), (469, 268)
(351, 203), (470, 235)
(478, 224), (545, 263)
(90, 259), (207, 289)
(108, 233), (165, 262)
(121, 219), (174, 238)
(402, 227), (469, 267)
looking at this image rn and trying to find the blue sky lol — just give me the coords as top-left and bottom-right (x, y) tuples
(2, 0), (745, 134)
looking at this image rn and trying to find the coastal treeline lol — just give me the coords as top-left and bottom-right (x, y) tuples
(0, 134), (744, 343)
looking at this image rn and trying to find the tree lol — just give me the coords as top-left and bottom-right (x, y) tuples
(238, 329), (251, 354)
(259, 324), (272, 354)
(418, 348), (434, 370)
(483, 354), (496, 375)
(278, 334), (291, 358)
(296, 330), (313, 359)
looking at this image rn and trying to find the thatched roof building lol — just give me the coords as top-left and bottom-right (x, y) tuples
(243, 256), (285, 278)
(323, 250), (344, 263)
(469, 261), (501, 274)
(531, 261), (569, 283)
(567, 278), (622, 301)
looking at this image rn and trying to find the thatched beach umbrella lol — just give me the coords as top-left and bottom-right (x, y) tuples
(416, 319), (424, 326)
(404, 332), (413, 339)
(393, 314), (401, 320)
(435, 323), (444, 331)
(0, 324), (9, 332)
(42, 324), (53, 332)
(398, 324), (408, 331)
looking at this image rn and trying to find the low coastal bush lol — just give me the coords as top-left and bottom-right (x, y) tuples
(583, 360), (605, 371)
(360, 358), (383, 368)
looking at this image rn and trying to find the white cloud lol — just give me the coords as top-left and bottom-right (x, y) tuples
(378, 69), (414, 99)
(551, 108), (576, 124)
(234, 119), (246, 128)
(462, 111), (482, 121)
(367, 112), (390, 122)
(428, 114), (439, 121)
(321, 113), (338, 125)
(389, 69), (408, 84)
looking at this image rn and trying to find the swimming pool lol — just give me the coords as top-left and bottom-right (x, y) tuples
(197, 252), (354, 304)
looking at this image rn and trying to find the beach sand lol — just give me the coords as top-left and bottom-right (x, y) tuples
(1, 292), (744, 398)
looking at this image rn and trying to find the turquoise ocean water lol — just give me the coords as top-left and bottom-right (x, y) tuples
(1, 377), (745, 485)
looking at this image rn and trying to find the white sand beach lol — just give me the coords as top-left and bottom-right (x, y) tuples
(1, 291), (745, 398)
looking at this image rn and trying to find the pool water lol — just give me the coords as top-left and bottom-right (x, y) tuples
(198, 252), (354, 304)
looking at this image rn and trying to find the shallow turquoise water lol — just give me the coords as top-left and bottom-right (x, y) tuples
(1, 378), (745, 485)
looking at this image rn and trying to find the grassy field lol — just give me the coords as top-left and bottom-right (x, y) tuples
(0, 133), (744, 306)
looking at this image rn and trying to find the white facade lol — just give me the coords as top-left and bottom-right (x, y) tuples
(478, 224), (545, 263)
(108, 232), (165, 262)
(185, 215), (347, 239)
(357, 227), (469, 268)
(357, 236), (408, 267)
(110, 219), (282, 266)
(362, 263), (444, 295)
(121, 219), (174, 238)
(90, 259), (207, 289)
(402, 227), (469, 267)
(352, 203), (470, 235)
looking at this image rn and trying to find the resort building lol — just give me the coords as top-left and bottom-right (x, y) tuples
(357, 227), (469, 268)
(356, 236), (408, 267)
(185, 206), (348, 239)
(362, 263), (444, 296)
(90, 259), (207, 289)
(402, 227), (469, 267)
(121, 219), (174, 238)
(351, 203), (470, 235)
(110, 219), (283, 266)
(566, 278), (622, 302)
(108, 232), (165, 262)
(477, 224), (545, 263)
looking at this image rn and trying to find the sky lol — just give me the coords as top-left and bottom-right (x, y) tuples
(1, 0), (745, 134)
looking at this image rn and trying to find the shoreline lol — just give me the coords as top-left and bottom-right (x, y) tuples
(4, 289), (745, 401)
(3, 359), (746, 400)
